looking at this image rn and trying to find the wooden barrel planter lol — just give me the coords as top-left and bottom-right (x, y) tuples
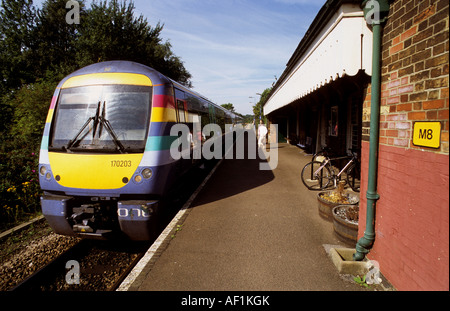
(317, 191), (359, 221)
(332, 205), (359, 244)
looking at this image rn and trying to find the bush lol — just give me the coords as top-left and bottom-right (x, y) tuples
(0, 81), (54, 230)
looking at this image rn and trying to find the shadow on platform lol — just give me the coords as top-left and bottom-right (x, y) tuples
(191, 131), (275, 206)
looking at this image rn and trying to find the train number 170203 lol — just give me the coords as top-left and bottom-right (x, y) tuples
(111, 160), (132, 167)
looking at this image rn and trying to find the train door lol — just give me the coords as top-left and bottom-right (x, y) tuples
(174, 89), (190, 174)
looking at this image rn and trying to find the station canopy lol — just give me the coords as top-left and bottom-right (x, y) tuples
(264, 3), (373, 115)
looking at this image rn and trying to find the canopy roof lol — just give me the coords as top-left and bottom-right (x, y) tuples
(264, 1), (373, 115)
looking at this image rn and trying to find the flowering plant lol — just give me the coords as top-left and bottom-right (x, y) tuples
(1, 151), (41, 230)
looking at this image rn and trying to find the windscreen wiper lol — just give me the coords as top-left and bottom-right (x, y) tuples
(98, 100), (106, 138)
(66, 101), (125, 153)
(66, 101), (102, 150)
(92, 100), (101, 139)
(98, 115), (126, 153)
(66, 116), (95, 150)
(97, 101), (125, 153)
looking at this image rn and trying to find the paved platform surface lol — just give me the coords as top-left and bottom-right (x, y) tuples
(125, 133), (364, 291)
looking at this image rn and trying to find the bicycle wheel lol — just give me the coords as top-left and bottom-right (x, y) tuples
(301, 161), (332, 190)
(346, 163), (360, 192)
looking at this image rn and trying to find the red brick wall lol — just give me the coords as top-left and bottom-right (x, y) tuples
(359, 0), (449, 290)
(359, 142), (449, 290)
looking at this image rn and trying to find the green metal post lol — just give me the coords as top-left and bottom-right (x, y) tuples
(354, 22), (381, 261)
(354, 0), (391, 261)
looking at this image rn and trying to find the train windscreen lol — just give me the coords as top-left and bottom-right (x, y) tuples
(50, 85), (151, 153)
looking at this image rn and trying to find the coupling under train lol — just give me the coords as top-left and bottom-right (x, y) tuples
(39, 61), (239, 240)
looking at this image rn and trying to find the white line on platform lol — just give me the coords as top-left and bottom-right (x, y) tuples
(117, 134), (242, 291)
(116, 158), (225, 291)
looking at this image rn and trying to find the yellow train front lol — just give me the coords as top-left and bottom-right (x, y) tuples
(39, 61), (234, 240)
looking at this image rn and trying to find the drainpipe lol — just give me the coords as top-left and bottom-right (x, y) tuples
(354, 0), (391, 261)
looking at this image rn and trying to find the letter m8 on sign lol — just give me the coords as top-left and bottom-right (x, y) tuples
(413, 121), (441, 149)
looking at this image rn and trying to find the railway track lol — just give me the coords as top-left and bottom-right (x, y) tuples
(11, 239), (149, 291)
(8, 160), (217, 291)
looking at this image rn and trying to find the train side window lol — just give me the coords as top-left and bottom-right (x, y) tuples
(177, 100), (186, 123)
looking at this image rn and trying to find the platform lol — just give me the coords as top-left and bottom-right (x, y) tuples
(119, 132), (364, 291)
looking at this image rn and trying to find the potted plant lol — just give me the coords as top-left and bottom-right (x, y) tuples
(317, 181), (359, 220)
(332, 204), (359, 244)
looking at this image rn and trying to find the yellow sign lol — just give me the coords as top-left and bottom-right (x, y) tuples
(413, 122), (441, 148)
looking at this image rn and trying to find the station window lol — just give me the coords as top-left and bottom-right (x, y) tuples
(330, 106), (338, 136)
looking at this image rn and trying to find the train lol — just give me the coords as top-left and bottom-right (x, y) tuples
(39, 61), (240, 240)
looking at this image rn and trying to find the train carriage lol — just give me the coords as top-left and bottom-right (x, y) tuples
(39, 61), (237, 240)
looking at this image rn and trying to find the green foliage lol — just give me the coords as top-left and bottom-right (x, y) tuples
(241, 114), (255, 124)
(76, 0), (157, 66)
(353, 275), (370, 288)
(0, 81), (54, 229)
(29, 0), (84, 80)
(10, 81), (56, 142)
(0, 0), (36, 91)
(0, 0), (193, 230)
(253, 88), (271, 123)
(1, 0), (192, 88)
(221, 103), (235, 113)
(75, 0), (191, 86)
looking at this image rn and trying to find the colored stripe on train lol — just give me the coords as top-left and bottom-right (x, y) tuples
(61, 73), (152, 88)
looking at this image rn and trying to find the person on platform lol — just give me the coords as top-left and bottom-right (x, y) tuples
(258, 120), (268, 148)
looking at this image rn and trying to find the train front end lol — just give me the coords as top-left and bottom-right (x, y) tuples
(39, 62), (164, 240)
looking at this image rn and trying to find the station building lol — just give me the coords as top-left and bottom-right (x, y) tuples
(263, 0), (449, 290)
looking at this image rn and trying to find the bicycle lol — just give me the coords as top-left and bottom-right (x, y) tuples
(311, 146), (334, 163)
(301, 149), (360, 192)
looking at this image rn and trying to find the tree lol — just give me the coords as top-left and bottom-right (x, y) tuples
(28, 0), (87, 83)
(76, 0), (152, 66)
(242, 114), (254, 124)
(0, 0), (195, 229)
(221, 103), (235, 112)
(10, 81), (55, 144)
(2, 0), (192, 87)
(253, 88), (271, 122)
(0, 0), (36, 92)
(0, 80), (55, 221)
(76, 0), (192, 86)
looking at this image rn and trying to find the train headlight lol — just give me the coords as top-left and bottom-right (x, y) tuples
(40, 166), (52, 180)
(142, 168), (152, 179)
(39, 166), (47, 176)
(134, 175), (142, 183)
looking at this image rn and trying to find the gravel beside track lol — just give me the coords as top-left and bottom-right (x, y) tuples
(1, 219), (148, 291)
(0, 219), (80, 291)
(1, 161), (216, 291)
(28, 240), (148, 291)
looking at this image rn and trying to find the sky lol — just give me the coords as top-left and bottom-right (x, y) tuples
(135, 0), (326, 115)
(36, 0), (327, 115)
